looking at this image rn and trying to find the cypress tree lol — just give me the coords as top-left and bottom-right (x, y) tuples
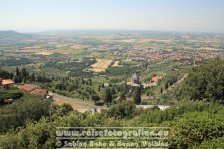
(133, 87), (141, 105)
(103, 88), (112, 106)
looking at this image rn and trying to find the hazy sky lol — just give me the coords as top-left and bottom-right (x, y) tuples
(0, 0), (224, 32)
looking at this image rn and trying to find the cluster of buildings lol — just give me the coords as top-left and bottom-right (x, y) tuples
(127, 73), (163, 91)
(19, 84), (47, 98)
(1, 78), (49, 100)
(88, 44), (126, 52)
(127, 49), (224, 64)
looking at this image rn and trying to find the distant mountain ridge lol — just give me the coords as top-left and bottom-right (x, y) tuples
(0, 30), (32, 39)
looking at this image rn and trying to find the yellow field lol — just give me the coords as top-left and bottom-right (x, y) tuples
(54, 98), (85, 109)
(112, 61), (120, 67)
(36, 51), (53, 55)
(25, 63), (41, 69)
(70, 44), (90, 50)
(90, 59), (113, 72)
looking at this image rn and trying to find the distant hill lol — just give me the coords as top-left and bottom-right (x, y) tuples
(0, 30), (32, 39)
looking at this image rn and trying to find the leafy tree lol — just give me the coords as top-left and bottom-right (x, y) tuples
(52, 103), (74, 117)
(55, 83), (65, 90)
(0, 69), (11, 79)
(8, 90), (24, 99)
(122, 83), (129, 93)
(15, 67), (20, 77)
(36, 76), (43, 82)
(91, 95), (100, 104)
(119, 92), (126, 101)
(0, 89), (23, 101)
(111, 86), (116, 95)
(21, 68), (29, 78)
(66, 84), (77, 92)
(105, 101), (136, 119)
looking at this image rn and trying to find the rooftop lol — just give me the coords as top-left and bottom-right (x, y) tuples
(1, 79), (14, 85)
(20, 84), (40, 92)
(151, 76), (163, 82)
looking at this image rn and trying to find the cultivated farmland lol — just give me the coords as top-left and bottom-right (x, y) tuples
(90, 59), (113, 72)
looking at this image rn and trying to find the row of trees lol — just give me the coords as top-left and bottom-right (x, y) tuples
(101, 86), (142, 106)
(0, 67), (52, 84)
(43, 58), (96, 77)
(160, 75), (178, 94)
(164, 75), (178, 90)
(13, 67), (52, 84)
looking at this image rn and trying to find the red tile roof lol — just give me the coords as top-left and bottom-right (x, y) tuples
(20, 84), (47, 97)
(151, 76), (163, 82)
(2, 79), (14, 85)
(21, 84), (39, 92)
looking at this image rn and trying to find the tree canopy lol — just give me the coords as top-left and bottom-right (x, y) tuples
(182, 58), (224, 103)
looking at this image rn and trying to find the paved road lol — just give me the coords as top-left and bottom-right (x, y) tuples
(52, 93), (100, 110)
(52, 94), (171, 112)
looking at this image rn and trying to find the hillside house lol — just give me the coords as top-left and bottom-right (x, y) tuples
(20, 84), (47, 98)
(151, 76), (163, 83)
(0, 78), (15, 89)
